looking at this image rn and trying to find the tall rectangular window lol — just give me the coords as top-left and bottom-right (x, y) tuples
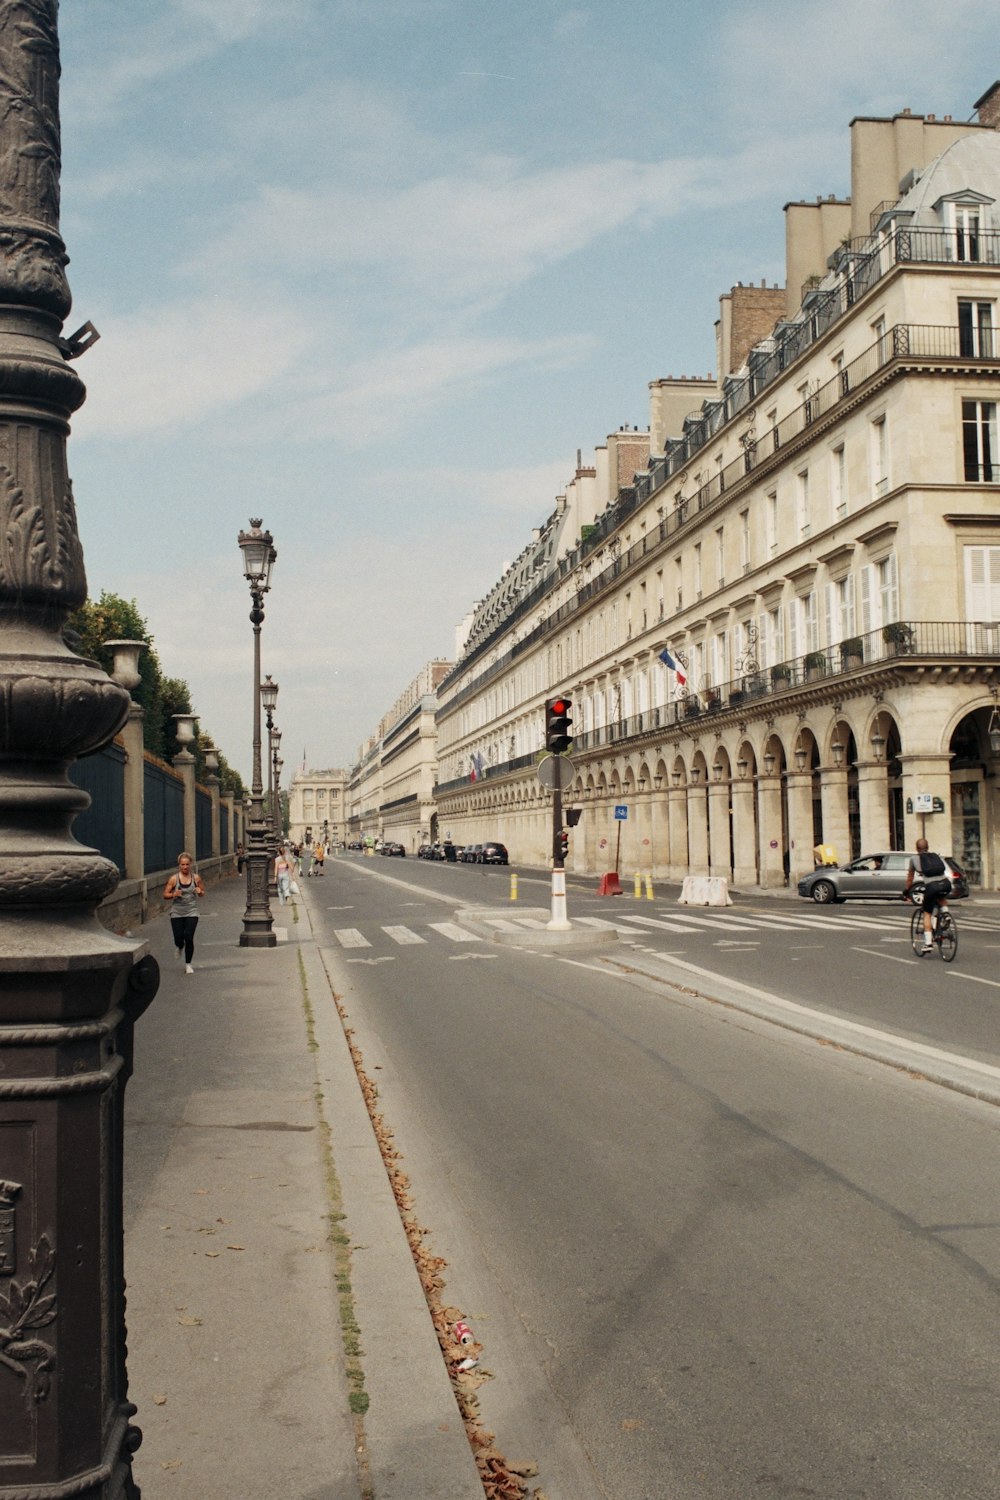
(715, 526), (725, 586)
(694, 542), (702, 597)
(740, 509), (751, 573)
(872, 417), (888, 496)
(959, 300), (994, 357)
(832, 444), (846, 518)
(766, 490), (778, 553)
(797, 470), (810, 537)
(877, 555), (899, 627)
(963, 400), (999, 481)
(952, 204), (981, 263)
(964, 546), (1000, 620)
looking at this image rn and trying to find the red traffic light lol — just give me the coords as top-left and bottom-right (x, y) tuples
(545, 694), (574, 753)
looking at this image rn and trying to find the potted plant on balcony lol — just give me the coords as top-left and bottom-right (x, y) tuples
(771, 663), (792, 687)
(804, 650), (827, 681)
(840, 636), (864, 669)
(883, 621), (915, 655)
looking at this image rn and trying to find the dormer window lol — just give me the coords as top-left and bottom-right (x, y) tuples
(953, 203), (980, 262)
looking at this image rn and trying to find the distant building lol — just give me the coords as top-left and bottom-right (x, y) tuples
(433, 87), (1000, 888)
(345, 660), (453, 850)
(288, 767), (348, 846)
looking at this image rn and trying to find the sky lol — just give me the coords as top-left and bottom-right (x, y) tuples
(54, 0), (1000, 781)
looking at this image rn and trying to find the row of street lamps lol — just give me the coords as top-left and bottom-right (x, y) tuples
(237, 519), (283, 947)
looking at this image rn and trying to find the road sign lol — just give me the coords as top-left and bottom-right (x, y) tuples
(537, 753), (574, 789)
(614, 804), (628, 820)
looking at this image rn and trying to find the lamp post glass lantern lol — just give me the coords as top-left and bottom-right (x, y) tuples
(238, 519), (277, 947)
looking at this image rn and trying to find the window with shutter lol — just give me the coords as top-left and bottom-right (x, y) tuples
(965, 545), (1000, 620)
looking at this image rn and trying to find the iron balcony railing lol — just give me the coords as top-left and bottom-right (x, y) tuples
(440, 320), (1000, 700)
(436, 622), (1000, 786)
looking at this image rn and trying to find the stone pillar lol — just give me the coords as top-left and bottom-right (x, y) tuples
(649, 790), (668, 878)
(856, 759), (891, 852)
(106, 643), (146, 882)
(0, 9), (158, 1496)
(818, 764), (851, 863)
(708, 779), (732, 877)
(731, 777), (758, 886)
(757, 776), (785, 886)
(785, 770), (815, 885)
(172, 713), (198, 858)
(667, 784), (688, 876)
(898, 753), (955, 852)
(686, 783), (709, 875)
(221, 793), (234, 858)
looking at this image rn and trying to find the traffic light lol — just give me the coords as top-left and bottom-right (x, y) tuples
(545, 695), (574, 753)
(559, 829), (570, 860)
(565, 806), (583, 827)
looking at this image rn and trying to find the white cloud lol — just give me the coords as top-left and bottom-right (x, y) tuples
(296, 332), (594, 445)
(74, 296), (314, 439)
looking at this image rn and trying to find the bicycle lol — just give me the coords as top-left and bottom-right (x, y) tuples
(906, 882), (958, 963)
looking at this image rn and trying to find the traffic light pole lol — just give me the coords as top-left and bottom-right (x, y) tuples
(548, 754), (570, 930)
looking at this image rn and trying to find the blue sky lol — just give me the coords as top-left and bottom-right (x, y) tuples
(55, 0), (999, 778)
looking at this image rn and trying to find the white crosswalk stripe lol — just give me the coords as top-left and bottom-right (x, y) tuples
(382, 925), (426, 945)
(334, 928), (370, 948)
(427, 921), (481, 943)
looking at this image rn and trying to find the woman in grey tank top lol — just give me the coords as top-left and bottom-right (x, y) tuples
(165, 852), (205, 972)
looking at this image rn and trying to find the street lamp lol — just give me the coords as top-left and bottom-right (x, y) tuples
(238, 519), (277, 946)
(831, 739), (845, 768)
(988, 688), (1000, 755)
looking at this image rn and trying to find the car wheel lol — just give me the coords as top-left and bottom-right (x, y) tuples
(811, 879), (836, 904)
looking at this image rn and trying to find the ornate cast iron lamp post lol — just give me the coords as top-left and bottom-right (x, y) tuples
(238, 521), (277, 947)
(0, 6), (160, 1496)
(261, 676), (278, 893)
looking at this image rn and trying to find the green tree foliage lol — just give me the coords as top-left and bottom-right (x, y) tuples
(65, 591), (245, 798)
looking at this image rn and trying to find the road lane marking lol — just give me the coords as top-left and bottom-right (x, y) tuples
(945, 970), (1000, 991)
(334, 928), (370, 948)
(382, 925), (426, 945)
(613, 914), (707, 934)
(428, 922), (481, 942)
(850, 947), (916, 966)
(449, 953), (500, 961)
(347, 956), (396, 965)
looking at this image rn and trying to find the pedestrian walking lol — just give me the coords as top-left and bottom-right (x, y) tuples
(313, 841), (326, 876)
(235, 841), (246, 875)
(164, 852), (205, 973)
(275, 848), (294, 904)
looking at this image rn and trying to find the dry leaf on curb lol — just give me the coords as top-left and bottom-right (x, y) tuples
(152, 1394), (167, 1406)
(205, 1252), (220, 1258)
(621, 1418), (643, 1432)
(226, 1244), (245, 1251)
(178, 1315), (202, 1327)
(160, 1459), (182, 1470)
(194, 1189), (208, 1196)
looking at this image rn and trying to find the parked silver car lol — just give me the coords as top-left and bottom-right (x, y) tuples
(797, 852), (969, 903)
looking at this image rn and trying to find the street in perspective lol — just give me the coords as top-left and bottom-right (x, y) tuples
(3, 6), (1000, 1500)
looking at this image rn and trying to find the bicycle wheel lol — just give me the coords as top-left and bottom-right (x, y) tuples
(938, 912), (958, 963)
(910, 908), (926, 956)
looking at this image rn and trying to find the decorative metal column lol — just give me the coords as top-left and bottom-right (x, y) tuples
(0, 6), (160, 1497)
(237, 521), (276, 946)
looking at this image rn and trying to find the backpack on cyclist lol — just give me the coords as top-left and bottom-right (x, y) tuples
(917, 850), (950, 898)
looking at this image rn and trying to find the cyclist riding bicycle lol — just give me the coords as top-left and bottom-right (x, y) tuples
(904, 837), (951, 956)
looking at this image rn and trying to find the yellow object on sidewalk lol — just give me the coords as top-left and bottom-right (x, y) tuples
(645, 874), (655, 900)
(634, 872), (642, 898)
(510, 872), (518, 901)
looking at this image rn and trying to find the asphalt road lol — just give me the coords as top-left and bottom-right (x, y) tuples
(307, 855), (1000, 1500)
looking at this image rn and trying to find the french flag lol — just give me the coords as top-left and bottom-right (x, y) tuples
(659, 647), (687, 686)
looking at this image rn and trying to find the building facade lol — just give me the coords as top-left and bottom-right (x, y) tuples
(346, 660), (452, 850)
(434, 92), (1000, 890)
(288, 766), (348, 846)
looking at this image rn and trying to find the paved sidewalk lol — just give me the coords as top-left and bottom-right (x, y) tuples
(123, 874), (482, 1499)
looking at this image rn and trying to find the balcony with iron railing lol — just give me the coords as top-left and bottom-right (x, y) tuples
(440, 316), (1000, 702)
(435, 622), (1000, 792)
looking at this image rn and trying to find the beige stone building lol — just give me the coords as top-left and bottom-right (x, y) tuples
(346, 660), (452, 850)
(287, 766), (348, 847)
(435, 88), (1000, 892)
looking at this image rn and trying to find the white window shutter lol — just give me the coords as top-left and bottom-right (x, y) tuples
(825, 583), (834, 647)
(860, 565), (874, 634)
(789, 599), (800, 659)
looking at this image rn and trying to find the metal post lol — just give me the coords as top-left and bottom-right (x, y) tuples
(0, 7), (160, 1495)
(548, 756), (570, 930)
(238, 526), (277, 947)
